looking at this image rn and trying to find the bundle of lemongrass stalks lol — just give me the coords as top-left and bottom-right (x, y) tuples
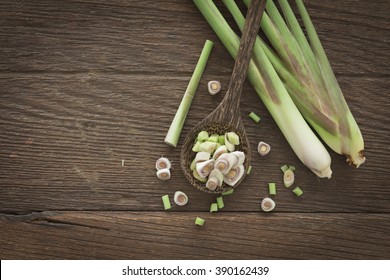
(194, 0), (365, 178)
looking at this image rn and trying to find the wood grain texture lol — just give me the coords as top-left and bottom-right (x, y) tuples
(1, 211), (389, 259)
(0, 0), (389, 259)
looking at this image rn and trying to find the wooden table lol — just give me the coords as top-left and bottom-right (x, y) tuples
(1, 0), (389, 259)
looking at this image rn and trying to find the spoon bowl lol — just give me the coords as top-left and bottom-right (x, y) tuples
(180, 0), (266, 193)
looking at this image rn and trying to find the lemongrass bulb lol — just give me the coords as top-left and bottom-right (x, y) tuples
(156, 168), (171, 180)
(227, 131), (240, 145)
(261, 197), (276, 212)
(257, 141), (271, 156)
(283, 169), (295, 188)
(213, 145), (228, 159)
(155, 157), (171, 170)
(207, 80), (222, 95)
(230, 151), (245, 168)
(196, 159), (215, 178)
(174, 191), (188, 206)
(215, 153), (235, 174)
(223, 164), (245, 186)
(194, 151), (211, 164)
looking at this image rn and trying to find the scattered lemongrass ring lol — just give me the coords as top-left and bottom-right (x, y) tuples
(156, 168), (171, 180)
(155, 157), (171, 170)
(248, 112), (261, 123)
(161, 194), (171, 210)
(261, 197), (276, 212)
(258, 141), (271, 156)
(284, 169), (295, 188)
(207, 80), (222, 95)
(195, 217), (205, 226)
(293, 187), (303, 197)
(174, 191), (188, 206)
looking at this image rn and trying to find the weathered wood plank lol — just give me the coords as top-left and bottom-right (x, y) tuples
(1, 211), (389, 259)
(0, 74), (388, 212)
(0, 0), (388, 76)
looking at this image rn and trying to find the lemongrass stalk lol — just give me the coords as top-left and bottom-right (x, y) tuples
(164, 40), (214, 147)
(242, 0), (365, 167)
(295, 0), (365, 166)
(194, 0), (332, 178)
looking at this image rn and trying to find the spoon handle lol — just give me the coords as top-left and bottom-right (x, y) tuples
(223, 0), (266, 112)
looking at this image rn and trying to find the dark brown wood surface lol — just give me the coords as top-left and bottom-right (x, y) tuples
(0, 0), (389, 259)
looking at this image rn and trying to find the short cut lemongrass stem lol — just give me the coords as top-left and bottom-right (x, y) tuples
(249, 112), (261, 123)
(164, 40), (214, 147)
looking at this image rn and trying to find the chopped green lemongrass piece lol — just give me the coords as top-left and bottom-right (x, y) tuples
(284, 169), (295, 188)
(216, 196), (224, 209)
(222, 189), (234, 196)
(195, 217), (205, 226)
(164, 40), (213, 147)
(289, 165), (296, 171)
(248, 112), (261, 123)
(196, 0), (332, 178)
(207, 134), (219, 143)
(246, 165), (252, 175)
(208, 80), (222, 95)
(199, 141), (217, 153)
(197, 130), (209, 142)
(162, 194), (171, 210)
(293, 186), (303, 196)
(192, 141), (201, 152)
(268, 182), (276, 195)
(281, 164), (289, 173)
(218, 135), (225, 145)
(210, 202), (218, 212)
(227, 132), (240, 145)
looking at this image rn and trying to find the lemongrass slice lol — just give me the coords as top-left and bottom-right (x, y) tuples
(222, 189), (234, 196)
(196, 159), (214, 178)
(194, 151), (211, 164)
(206, 176), (219, 191)
(190, 158), (196, 170)
(293, 186), (303, 196)
(174, 191), (188, 206)
(258, 141), (271, 156)
(268, 182), (276, 195)
(261, 197), (276, 212)
(218, 135), (225, 145)
(193, 169), (207, 183)
(223, 164), (245, 186)
(230, 151), (245, 168)
(155, 157), (171, 170)
(156, 168), (171, 180)
(284, 169), (295, 188)
(216, 196), (224, 209)
(209, 169), (223, 186)
(249, 112), (261, 123)
(213, 145), (228, 160)
(199, 141), (217, 153)
(224, 133), (235, 152)
(246, 165), (252, 174)
(208, 80), (222, 95)
(207, 134), (219, 143)
(227, 132), (240, 145)
(215, 153), (235, 174)
(195, 217), (205, 226)
(162, 194), (171, 210)
(192, 141), (202, 152)
(197, 130), (209, 142)
(210, 202), (218, 212)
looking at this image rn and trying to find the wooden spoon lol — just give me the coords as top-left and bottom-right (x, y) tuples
(180, 0), (266, 193)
